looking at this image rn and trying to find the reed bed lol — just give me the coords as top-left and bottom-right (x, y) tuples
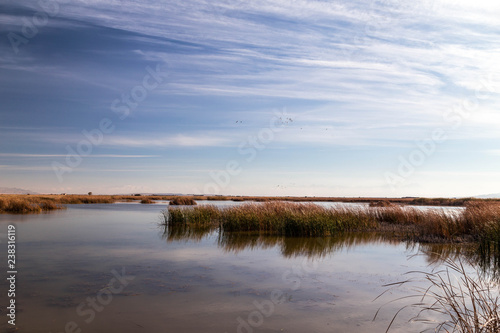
(163, 205), (220, 228)
(0, 194), (198, 213)
(169, 196), (197, 206)
(465, 203), (500, 274)
(164, 202), (378, 237)
(408, 197), (474, 207)
(0, 194), (132, 213)
(372, 206), (472, 242)
(57, 195), (117, 204)
(0, 196), (65, 213)
(162, 201), (500, 242)
(206, 196), (228, 201)
(221, 202), (379, 236)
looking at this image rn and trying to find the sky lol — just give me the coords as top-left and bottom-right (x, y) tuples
(1, 0), (500, 197)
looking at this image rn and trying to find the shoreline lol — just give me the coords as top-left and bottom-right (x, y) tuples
(0, 193), (496, 214)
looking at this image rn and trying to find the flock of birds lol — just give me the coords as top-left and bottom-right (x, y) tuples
(232, 117), (333, 191)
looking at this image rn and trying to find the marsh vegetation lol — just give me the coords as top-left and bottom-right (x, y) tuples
(162, 201), (500, 242)
(169, 197), (197, 205)
(0, 195), (65, 213)
(2, 194), (498, 214)
(376, 257), (500, 333)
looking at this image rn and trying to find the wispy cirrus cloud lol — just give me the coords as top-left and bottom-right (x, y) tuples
(1, 0), (500, 195)
(0, 153), (160, 158)
(105, 134), (232, 148)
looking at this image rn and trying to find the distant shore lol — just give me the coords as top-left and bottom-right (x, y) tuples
(1, 193), (499, 214)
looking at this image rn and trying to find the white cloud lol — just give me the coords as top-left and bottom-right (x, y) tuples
(0, 153), (160, 158)
(105, 134), (231, 147)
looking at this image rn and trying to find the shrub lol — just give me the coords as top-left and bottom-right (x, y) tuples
(169, 197), (197, 205)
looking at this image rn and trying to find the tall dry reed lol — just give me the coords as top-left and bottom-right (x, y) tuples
(163, 201), (500, 242)
(0, 195), (64, 213)
(376, 257), (500, 332)
(164, 202), (379, 237)
(169, 197), (197, 206)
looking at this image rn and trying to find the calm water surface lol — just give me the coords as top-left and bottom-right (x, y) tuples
(0, 203), (476, 332)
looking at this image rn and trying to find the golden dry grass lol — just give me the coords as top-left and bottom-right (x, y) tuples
(377, 257), (500, 333)
(164, 202), (378, 236)
(0, 194), (196, 211)
(169, 196), (197, 205)
(2, 193), (498, 214)
(369, 200), (394, 207)
(163, 201), (500, 242)
(0, 195), (65, 213)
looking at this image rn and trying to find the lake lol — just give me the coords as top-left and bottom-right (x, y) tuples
(0, 202), (483, 333)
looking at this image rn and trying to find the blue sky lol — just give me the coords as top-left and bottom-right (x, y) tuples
(1, 0), (500, 197)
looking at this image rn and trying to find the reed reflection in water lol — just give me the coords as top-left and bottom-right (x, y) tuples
(160, 221), (500, 279)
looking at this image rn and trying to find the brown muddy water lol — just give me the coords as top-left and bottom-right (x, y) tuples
(0, 202), (486, 333)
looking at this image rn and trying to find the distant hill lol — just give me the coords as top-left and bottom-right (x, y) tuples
(474, 193), (500, 199)
(0, 187), (37, 194)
